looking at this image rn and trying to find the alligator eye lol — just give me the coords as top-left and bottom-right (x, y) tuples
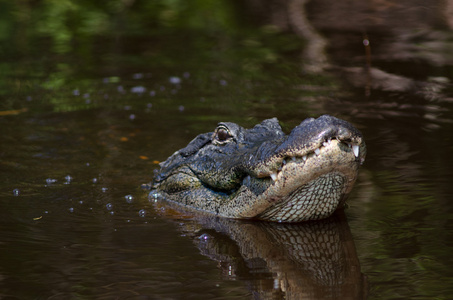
(217, 128), (230, 141)
(214, 126), (233, 144)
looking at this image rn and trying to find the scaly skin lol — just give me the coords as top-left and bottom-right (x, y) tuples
(150, 115), (366, 222)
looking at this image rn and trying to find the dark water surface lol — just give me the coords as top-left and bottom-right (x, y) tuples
(1, 1), (453, 299)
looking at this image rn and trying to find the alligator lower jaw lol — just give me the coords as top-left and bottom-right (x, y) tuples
(256, 172), (348, 222)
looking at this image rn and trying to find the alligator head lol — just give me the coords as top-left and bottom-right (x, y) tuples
(150, 115), (366, 222)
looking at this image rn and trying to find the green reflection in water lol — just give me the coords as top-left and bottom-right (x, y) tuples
(1, 0), (340, 118)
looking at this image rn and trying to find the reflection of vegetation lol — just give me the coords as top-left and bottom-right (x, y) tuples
(1, 0), (339, 116)
(34, 0), (110, 53)
(1, 0), (286, 54)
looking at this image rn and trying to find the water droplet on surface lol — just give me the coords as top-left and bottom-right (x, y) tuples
(125, 195), (134, 203)
(106, 203), (113, 211)
(131, 86), (146, 94)
(273, 278), (279, 289)
(101, 187), (108, 193)
(149, 90), (156, 96)
(68, 207), (74, 213)
(169, 76), (181, 84)
(65, 175), (73, 183)
(138, 209), (146, 217)
(46, 178), (57, 184)
(178, 105), (185, 112)
(149, 190), (161, 200)
(129, 114), (136, 120)
(13, 189), (20, 196)
(198, 233), (210, 241)
(219, 79), (227, 86)
(73, 89), (80, 96)
(92, 178), (98, 183)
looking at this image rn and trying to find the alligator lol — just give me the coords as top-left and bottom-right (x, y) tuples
(149, 115), (366, 222)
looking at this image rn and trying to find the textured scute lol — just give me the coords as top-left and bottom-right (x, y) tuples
(151, 115), (366, 222)
(256, 173), (346, 222)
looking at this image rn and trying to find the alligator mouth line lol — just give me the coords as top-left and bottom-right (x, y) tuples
(265, 138), (363, 183)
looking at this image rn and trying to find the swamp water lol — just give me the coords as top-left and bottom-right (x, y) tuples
(1, 1), (453, 299)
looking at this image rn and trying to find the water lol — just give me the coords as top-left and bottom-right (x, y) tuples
(1, 1), (453, 299)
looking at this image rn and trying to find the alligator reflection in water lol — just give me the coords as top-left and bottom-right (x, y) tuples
(159, 206), (368, 299)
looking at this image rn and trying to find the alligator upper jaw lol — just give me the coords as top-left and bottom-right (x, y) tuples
(241, 134), (365, 184)
(240, 137), (363, 190)
(237, 115), (365, 181)
(260, 137), (364, 182)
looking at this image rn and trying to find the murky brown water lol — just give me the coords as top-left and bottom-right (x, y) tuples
(1, 1), (453, 299)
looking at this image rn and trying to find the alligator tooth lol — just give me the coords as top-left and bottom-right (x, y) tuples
(323, 142), (328, 147)
(352, 145), (359, 157)
(291, 157), (297, 162)
(314, 148), (320, 155)
(327, 138), (332, 144)
(302, 155), (307, 161)
(270, 173), (278, 181)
